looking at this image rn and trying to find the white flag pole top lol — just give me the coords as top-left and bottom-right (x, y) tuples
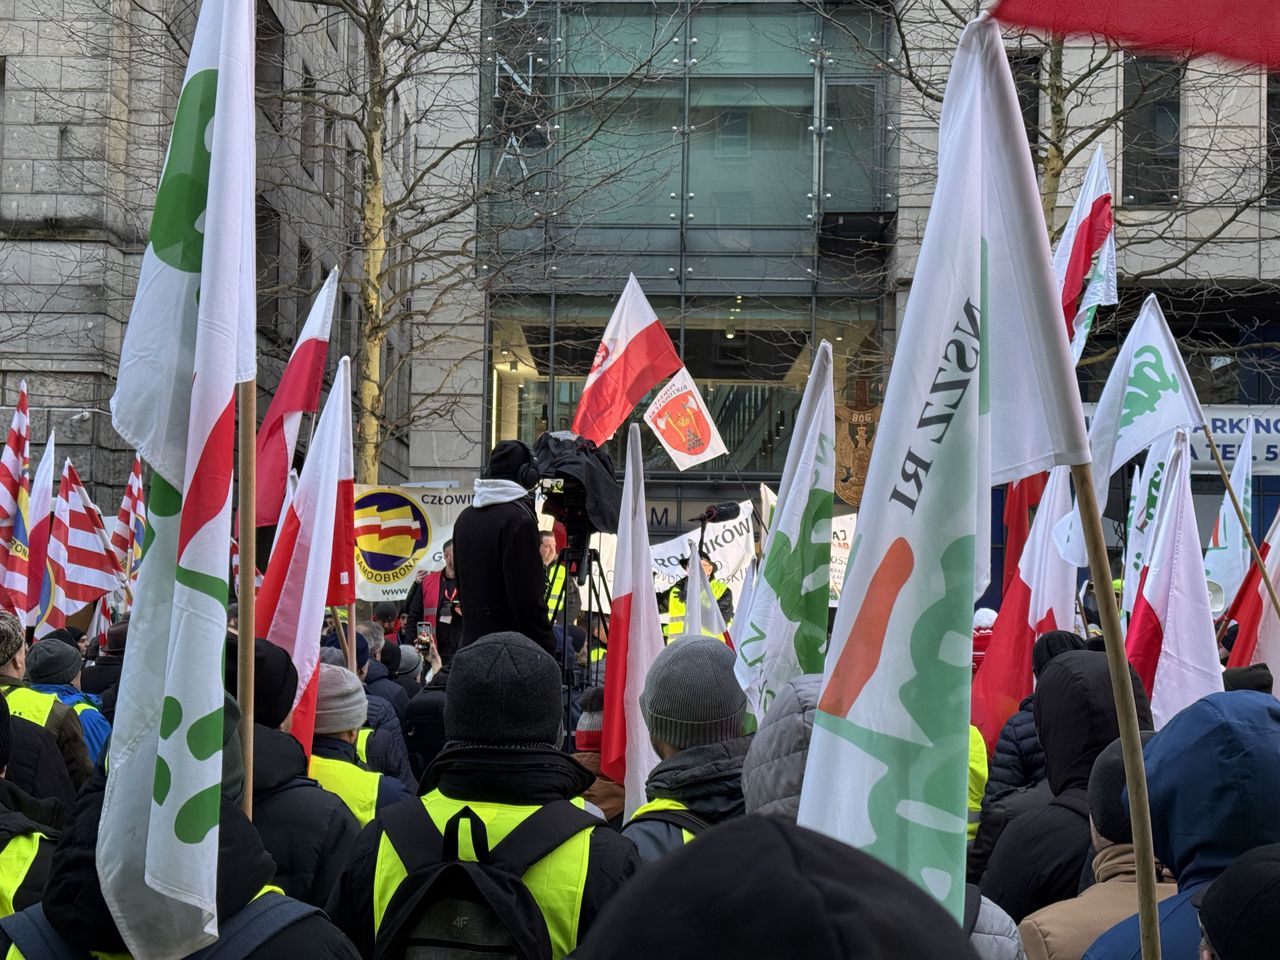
(1055, 294), (1206, 567)
(799, 15), (1088, 922)
(733, 341), (834, 720)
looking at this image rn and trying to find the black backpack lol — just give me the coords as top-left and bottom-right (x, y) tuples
(374, 798), (601, 960)
(626, 808), (710, 837)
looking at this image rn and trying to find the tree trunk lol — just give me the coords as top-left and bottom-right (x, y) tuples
(1039, 38), (1067, 237)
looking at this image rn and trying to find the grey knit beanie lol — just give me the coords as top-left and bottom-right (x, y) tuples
(445, 632), (563, 748)
(641, 636), (746, 750)
(314, 663), (368, 735)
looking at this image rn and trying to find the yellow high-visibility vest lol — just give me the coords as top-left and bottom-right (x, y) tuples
(309, 754), (382, 826)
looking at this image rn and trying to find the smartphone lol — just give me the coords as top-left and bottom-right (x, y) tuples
(416, 621), (432, 646)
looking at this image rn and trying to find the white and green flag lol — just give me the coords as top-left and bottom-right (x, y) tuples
(1054, 295), (1205, 567)
(734, 343), (834, 719)
(100, 0), (256, 954)
(797, 15), (1089, 919)
(1204, 417), (1253, 611)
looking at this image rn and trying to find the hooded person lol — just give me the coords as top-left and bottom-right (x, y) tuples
(308, 663), (413, 827)
(742, 676), (1026, 960)
(0, 613), (91, 790)
(622, 636), (752, 862)
(1194, 842), (1280, 960)
(0, 697), (360, 959)
(572, 815), (981, 960)
(572, 685), (623, 827)
(451, 440), (557, 653)
(25, 639), (110, 765)
(0, 693), (65, 921)
(984, 631), (1087, 803)
(359, 625), (409, 722)
(320, 639), (415, 790)
(1083, 691), (1280, 960)
(326, 631), (641, 960)
(981, 650), (1154, 923)
(1017, 735), (1179, 960)
(403, 635), (455, 781)
(80, 615), (127, 723)
(226, 637), (362, 907)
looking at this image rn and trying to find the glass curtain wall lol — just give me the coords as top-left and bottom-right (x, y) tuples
(481, 1), (894, 480)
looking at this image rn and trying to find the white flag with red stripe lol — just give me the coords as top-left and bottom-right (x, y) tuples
(256, 357), (352, 753)
(971, 465), (1076, 748)
(0, 381), (30, 582)
(37, 459), (123, 637)
(255, 268), (338, 528)
(16, 433), (56, 627)
(1125, 430), (1223, 727)
(572, 275), (682, 446)
(600, 423), (665, 817)
(109, 454), (147, 585)
(1052, 146), (1116, 364)
(1224, 510), (1280, 669)
(1055, 295), (1204, 566)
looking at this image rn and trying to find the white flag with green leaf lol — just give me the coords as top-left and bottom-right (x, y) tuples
(100, 0), (256, 954)
(734, 343), (834, 719)
(797, 15), (1089, 920)
(1204, 417), (1253, 611)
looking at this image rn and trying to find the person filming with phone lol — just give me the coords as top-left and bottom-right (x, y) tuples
(399, 539), (461, 663)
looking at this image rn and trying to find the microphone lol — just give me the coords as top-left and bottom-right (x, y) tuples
(688, 501), (740, 524)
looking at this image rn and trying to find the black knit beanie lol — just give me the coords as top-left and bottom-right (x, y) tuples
(1087, 732), (1156, 845)
(1223, 663), (1273, 694)
(444, 632), (563, 748)
(1033, 630), (1087, 679)
(224, 637), (299, 731)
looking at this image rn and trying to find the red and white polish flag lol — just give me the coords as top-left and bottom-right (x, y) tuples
(1051, 145), (1116, 364)
(600, 423), (666, 817)
(255, 356), (353, 754)
(37, 458), (122, 637)
(0, 380), (30, 578)
(972, 465), (1076, 748)
(571, 275), (682, 446)
(1126, 429), (1223, 728)
(20, 433), (56, 626)
(255, 267), (338, 528)
(1224, 509), (1280, 670)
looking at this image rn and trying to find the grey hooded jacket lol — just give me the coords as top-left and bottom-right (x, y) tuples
(741, 675), (1026, 960)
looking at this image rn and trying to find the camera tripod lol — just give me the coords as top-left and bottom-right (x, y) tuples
(546, 544), (613, 749)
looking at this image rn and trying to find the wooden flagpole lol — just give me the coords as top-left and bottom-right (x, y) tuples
(332, 606), (354, 672)
(236, 380), (256, 818)
(1200, 424), (1280, 626)
(1069, 461), (1161, 960)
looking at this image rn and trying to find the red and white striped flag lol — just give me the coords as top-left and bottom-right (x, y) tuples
(0, 381), (30, 587)
(256, 357), (352, 753)
(1126, 430), (1223, 727)
(37, 459), (122, 637)
(1051, 145), (1116, 363)
(18, 433), (56, 627)
(109, 454), (147, 585)
(600, 423), (666, 817)
(972, 465), (1077, 748)
(571, 275), (682, 446)
(255, 268), (338, 528)
(1224, 510), (1280, 669)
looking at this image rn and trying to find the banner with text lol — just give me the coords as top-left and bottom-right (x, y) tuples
(1084, 404), (1280, 473)
(354, 485), (473, 602)
(828, 513), (857, 606)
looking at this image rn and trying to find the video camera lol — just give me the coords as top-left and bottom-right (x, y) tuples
(534, 431), (621, 581)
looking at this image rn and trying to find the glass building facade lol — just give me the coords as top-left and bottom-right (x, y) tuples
(478, 0), (895, 510)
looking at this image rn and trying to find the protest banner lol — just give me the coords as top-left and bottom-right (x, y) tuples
(353, 484), (473, 601)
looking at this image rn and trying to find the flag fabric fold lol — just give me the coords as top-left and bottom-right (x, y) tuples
(798, 15), (1089, 920)
(256, 357), (351, 754)
(98, 0), (256, 953)
(1001, 472), (1048, 595)
(1055, 295), (1205, 566)
(255, 267), (338, 528)
(600, 424), (665, 818)
(1051, 145), (1116, 364)
(17, 433), (56, 628)
(0, 380), (30, 586)
(1203, 420), (1253, 610)
(1125, 430), (1224, 727)
(571, 275), (682, 446)
(972, 465), (1075, 750)
(37, 459), (122, 637)
(733, 342), (835, 718)
(685, 546), (730, 645)
(1121, 434), (1176, 624)
(1224, 510), (1280, 669)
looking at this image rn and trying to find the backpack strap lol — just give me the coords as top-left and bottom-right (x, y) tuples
(0, 903), (88, 960)
(962, 884), (983, 937)
(628, 809), (710, 836)
(187, 894), (320, 960)
(380, 797), (444, 874)
(488, 801), (602, 877)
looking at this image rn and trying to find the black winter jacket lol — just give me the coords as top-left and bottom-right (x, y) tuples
(252, 724), (361, 906)
(0, 779), (64, 916)
(983, 694), (1045, 803)
(981, 652), (1152, 923)
(452, 495), (556, 653)
(326, 745), (640, 958)
(78, 657), (121, 698)
(404, 665), (448, 781)
(361, 694), (415, 790)
(363, 660), (408, 723)
(22, 769), (359, 959)
(7, 716), (77, 807)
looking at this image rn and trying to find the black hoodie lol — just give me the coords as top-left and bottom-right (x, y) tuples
(0, 779), (64, 916)
(253, 724), (362, 906)
(28, 769), (359, 959)
(981, 651), (1152, 922)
